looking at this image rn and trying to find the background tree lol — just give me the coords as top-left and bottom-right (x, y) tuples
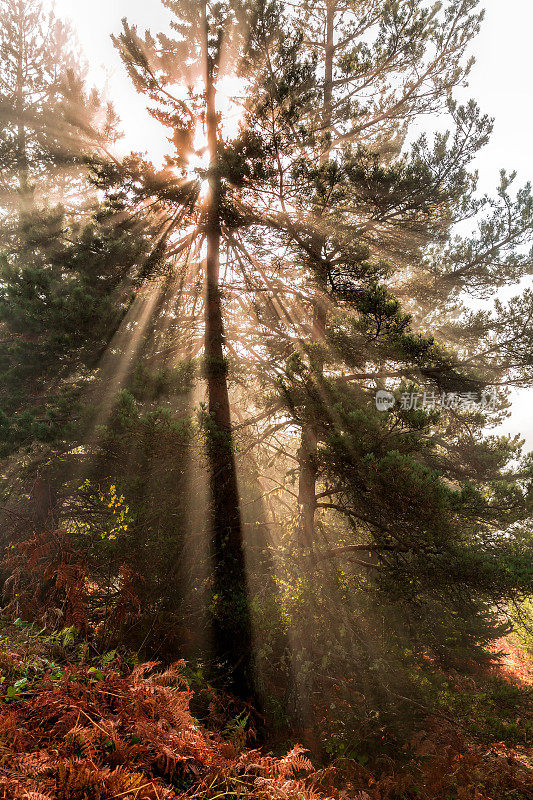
(229, 0), (533, 734)
(0, 1), (177, 661)
(0, 0), (119, 210)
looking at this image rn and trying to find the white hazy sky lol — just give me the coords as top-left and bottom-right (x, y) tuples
(53, 0), (533, 450)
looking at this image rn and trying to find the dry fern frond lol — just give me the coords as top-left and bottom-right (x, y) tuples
(21, 792), (54, 800)
(55, 761), (108, 800)
(0, 659), (345, 800)
(273, 745), (314, 777)
(13, 750), (55, 778)
(149, 660), (188, 688)
(105, 766), (164, 800)
(131, 662), (161, 683)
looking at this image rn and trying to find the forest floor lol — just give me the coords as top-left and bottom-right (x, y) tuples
(0, 621), (531, 800)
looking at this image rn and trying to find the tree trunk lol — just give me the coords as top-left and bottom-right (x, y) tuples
(297, 425), (318, 549)
(15, 1), (31, 206)
(202, 4), (255, 700)
(297, 0), (335, 548)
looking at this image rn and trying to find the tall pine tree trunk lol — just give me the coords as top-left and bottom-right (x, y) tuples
(14, 0), (35, 210)
(202, 4), (255, 700)
(294, 4), (335, 756)
(15, 1), (30, 204)
(297, 0), (334, 549)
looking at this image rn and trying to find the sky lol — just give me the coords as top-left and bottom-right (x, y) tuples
(53, 0), (533, 449)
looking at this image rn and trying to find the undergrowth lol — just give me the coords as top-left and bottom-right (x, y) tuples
(0, 620), (531, 800)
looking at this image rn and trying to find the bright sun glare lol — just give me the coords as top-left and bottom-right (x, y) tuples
(184, 75), (246, 202)
(188, 126), (211, 200)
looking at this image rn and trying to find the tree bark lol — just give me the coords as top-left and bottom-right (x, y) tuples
(297, 0), (335, 548)
(15, 1), (30, 203)
(202, 4), (255, 700)
(15, 0), (33, 212)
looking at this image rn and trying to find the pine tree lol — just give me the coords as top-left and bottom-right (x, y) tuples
(272, 0), (494, 545)
(243, 0), (533, 671)
(106, 0), (533, 692)
(0, 1), (168, 592)
(112, 0), (260, 698)
(0, 0), (118, 210)
(0, 0), (140, 459)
